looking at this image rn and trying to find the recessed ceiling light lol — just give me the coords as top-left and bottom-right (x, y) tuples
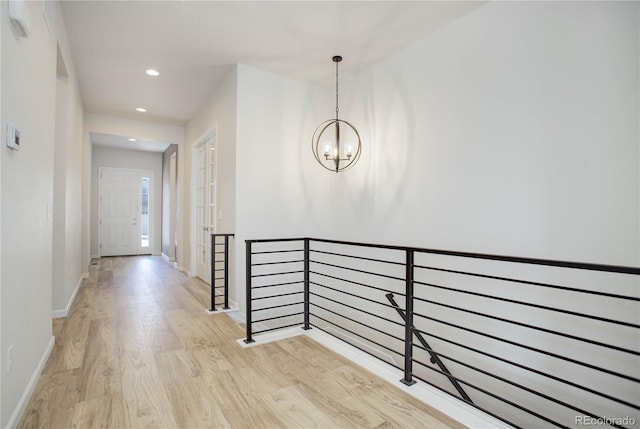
(136, 107), (147, 112)
(128, 138), (137, 142)
(145, 69), (160, 77)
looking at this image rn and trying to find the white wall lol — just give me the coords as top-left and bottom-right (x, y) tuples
(52, 3), (85, 316)
(184, 68), (237, 277)
(234, 64), (329, 310)
(342, 0), (639, 266)
(233, 1), (639, 309)
(0, 1), (57, 425)
(91, 147), (163, 256)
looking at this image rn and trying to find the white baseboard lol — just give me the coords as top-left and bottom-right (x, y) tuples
(91, 254), (99, 260)
(161, 253), (176, 263)
(5, 335), (55, 429)
(237, 328), (509, 429)
(152, 252), (161, 256)
(226, 308), (244, 325)
(206, 307), (238, 315)
(52, 275), (84, 319)
(177, 266), (190, 276)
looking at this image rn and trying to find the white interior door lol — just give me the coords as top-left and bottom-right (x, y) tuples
(100, 168), (139, 256)
(193, 132), (217, 282)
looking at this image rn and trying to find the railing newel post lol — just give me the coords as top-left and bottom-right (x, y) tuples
(401, 248), (416, 386)
(303, 238), (310, 330)
(244, 240), (255, 343)
(223, 234), (230, 309)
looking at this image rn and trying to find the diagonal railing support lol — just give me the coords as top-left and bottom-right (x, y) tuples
(387, 292), (474, 403)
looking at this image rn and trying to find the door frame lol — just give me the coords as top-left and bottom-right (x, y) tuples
(98, 167), (154, 257)
(190, 126), (217, 280)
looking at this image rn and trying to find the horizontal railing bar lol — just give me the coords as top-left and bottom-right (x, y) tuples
(411, 366), (565, 429)
(414, 280), (639, 328)
(211, 233), (235, 237)
(412, 339), (638, 410)
(247, 236), (640, 274)
(252, 302), (303, 312)
(310, 302), (404, 343)
(214, 268), (225, 272)
(253, 322), (303, 335)
(413, 296), (638, 355)
(414, 265), (640, 301)
(253, 312), (304, 324)
(251, 291), (303, 301)
(250, 270), (304, 278)
(310, 281), (401, 311)
(309, 237), (640, 275)
(309, 292), (404, 327)
(213, 294), (224, 298)
(252, 260), (304, 267)
(412, 315), (639, 382)
(310, 323), (403, 371)
(252, 281), (304, 290)
(413, 347), (624, 419)
(311, 260), (405, 282)
(248, 238), (304, 243)
(310, 249), (405, 266)
(251, 249), (304, 255)
(310, 271), (406, 297)
(311, 313), (403, 358)
(214, 251), (225, 255)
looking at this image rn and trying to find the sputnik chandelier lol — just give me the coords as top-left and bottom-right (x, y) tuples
(312, 55), (362, 172)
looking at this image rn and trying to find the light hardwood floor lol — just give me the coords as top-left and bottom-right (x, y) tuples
(19, 256), (465, 429)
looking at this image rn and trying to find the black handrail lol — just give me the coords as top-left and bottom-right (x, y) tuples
(209, 233), (234, 311)
(248, 236), (640, 275)
(244, 236), (639, 429)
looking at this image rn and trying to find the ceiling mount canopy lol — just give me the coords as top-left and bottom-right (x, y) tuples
(312, 55), (362, 173)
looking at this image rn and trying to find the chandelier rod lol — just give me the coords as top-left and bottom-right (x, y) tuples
(335, 57), (339, 120)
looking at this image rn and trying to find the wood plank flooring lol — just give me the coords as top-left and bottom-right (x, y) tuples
(18, 256), (465, 429)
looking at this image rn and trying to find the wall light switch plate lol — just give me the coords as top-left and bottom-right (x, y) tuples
(6, 122), (20, 150)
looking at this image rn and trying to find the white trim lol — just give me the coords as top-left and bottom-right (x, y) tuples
(5, 336), (55, 429)
(236, 328), (509, 429)
(90, 254), (99, 260)
(52, 275), (84, 318)
(190, 126), (217, 280)
(138, 170), (154, 255)
(226, 307), (244, 325)
(151, 252), (161, 256)
(206, 306), (238, 315)
(236, 326), (305, 348)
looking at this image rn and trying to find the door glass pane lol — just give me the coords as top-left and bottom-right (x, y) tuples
(141, 177), (149, 248)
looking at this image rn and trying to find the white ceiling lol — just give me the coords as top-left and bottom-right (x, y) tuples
(62, 1), (484, 147)
(91, 132), (172, 153)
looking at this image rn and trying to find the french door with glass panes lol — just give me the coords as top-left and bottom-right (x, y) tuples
(193, 131), (217, 283)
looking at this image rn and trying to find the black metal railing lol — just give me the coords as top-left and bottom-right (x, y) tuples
(209, 233), (234, 311)
(245, 237), (640, 429)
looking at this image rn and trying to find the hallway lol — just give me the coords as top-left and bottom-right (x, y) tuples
(18, 256), (464, 428)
